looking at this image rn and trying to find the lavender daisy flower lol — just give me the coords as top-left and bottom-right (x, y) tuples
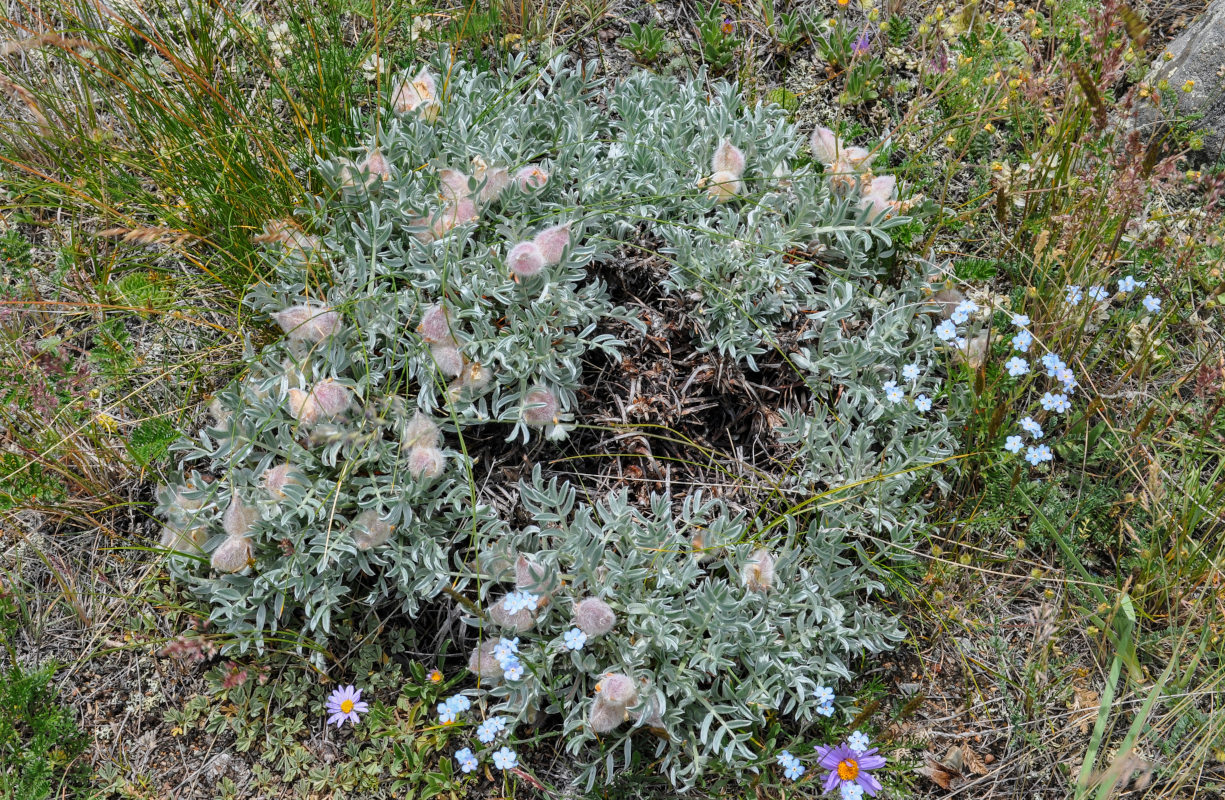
(852, 28), (872, 55)
(326, 685), (369, 728)
(816, 741), (886, 796)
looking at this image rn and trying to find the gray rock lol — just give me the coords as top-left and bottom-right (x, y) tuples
(1139, 0), (1225, 162)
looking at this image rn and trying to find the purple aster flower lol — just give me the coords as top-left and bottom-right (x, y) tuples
(816, 741), (887, 796)
(852, 29), (872, 55)
(325, 684), (369, 728)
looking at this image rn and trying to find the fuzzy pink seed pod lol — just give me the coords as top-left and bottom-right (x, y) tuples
(533, 223), (571, 266)
(631, 699), (665, 729)
(159, 524), (207, 553)
(407, 445), (446, 480)
(930, 287), (966, 320)
(810, 126), (840, 166)
(689, 531), (715, 563)
(468, 638), (504, 680)
(311, 379), (354, 418)
(286, 388), (320, 426)
(574, 597), (616, 637)
(272, 304), (342, 342)
(438, 168), (471, 204)
(597, 673), (638, 708)
(954, 332), (989, 370)
(392, 67), (437, 115)
(859, 174), (897, 217)
(705, 170), (743, 202)
(521, 387), (559, 427)
(222, 498), (259, 538)
(361, 147), (391, 181)
(711, 139), (746, 177)
(417, 303), (453, 344)
(489, 598), (536, 632)
(507, 241), (546, 278)
(588, 697), (627, 733)
(460, 362), (492, 391)
(404, 412), (440, 449)
(352, 510), (395, 550)
(742, 548), (776, 593)
(211, 534), (253, 573)
(515, 555), (549, 592)
(159, 484), (206, 513)
(841, 145), (874, 171)
(477, 166), (510, 202)
(431, 198), (477, 239)
(208, 397), (231, 427)
(514, 165), (548, 191)
(262, 463), (299, 500)
(430, 343), (464, 378)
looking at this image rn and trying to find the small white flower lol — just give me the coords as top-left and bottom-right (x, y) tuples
(1012, 330), (1033, 352)
(1005, 435), (1023, 453)
(492, 746), (518, 770)
(455, 747), (478, 773)
(847, 731), (871, 752)
(1065, 285), (1083, 305)
(1005, 357), (1029, 377)
(1142, 294), (1161, 313)
(1019, 417), (1043, 438)
(902, 363), (921, 381)
(914, 394), (932, 412)
(935, 320), (957, 341)
(563, 627), (588, 651)
(1011, 314), (1031, 327)
(502, 658), (524, 681)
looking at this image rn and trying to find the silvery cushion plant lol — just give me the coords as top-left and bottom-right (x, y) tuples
(460, 468), (901, 790)
(155, 52), (959, 788)
(592, 73), (909, 368)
